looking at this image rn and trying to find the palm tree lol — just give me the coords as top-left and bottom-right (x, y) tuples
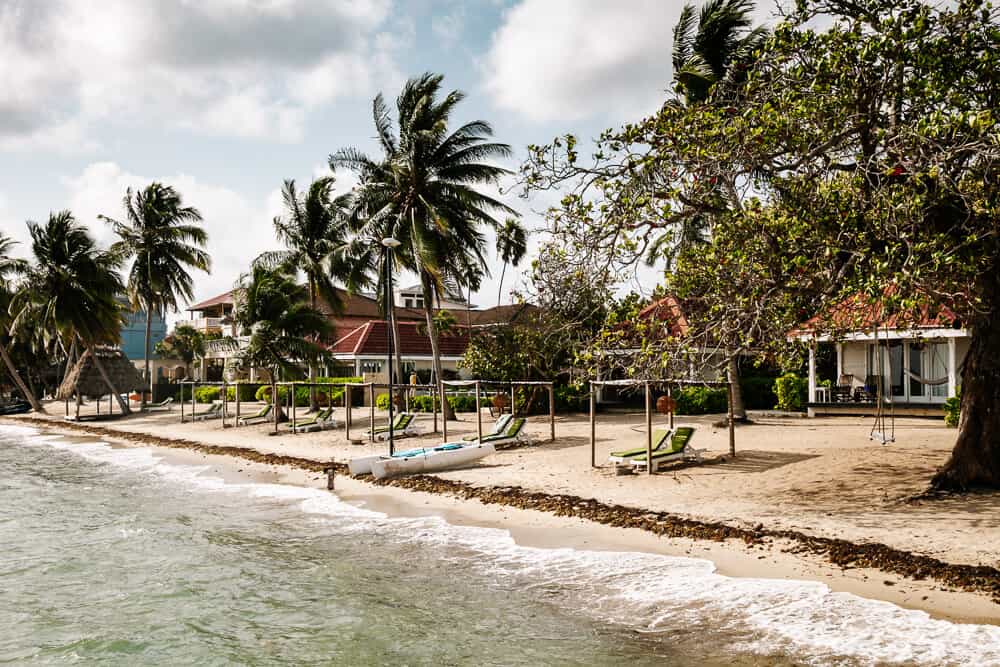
(670, 0), (768, 420)
(0, 233), (44, 412)
(101, 183), (210, 409)
(10, 212), (129, 413)
(495, 217), (527, 306)
(671, 0), (769, 106)
(231, 265), (332, 426)
(154, 323), (204, 381)
(331, 73), (518, 419)
(254, 177), (359, 409)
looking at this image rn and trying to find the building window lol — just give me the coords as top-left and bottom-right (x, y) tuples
(361, 361), (383, 374)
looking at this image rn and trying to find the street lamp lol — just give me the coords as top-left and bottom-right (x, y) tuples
(381, 237), (401, 454)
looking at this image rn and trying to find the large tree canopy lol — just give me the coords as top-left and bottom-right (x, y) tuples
(522, 0), (1000, 490)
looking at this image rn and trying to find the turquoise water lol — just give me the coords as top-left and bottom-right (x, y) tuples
(2, 425), (1000, 666)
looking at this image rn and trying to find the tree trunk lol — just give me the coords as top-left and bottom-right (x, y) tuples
(62, 338), (77, 386)
(308, 281), (318, 411)
(90, 347), (131, 415)
(497, 262), (507, 307)
(0, 339), (45, 413)
(728, 354), (747, 421)
(143, 305), (153, 409)
(421, 274), (455, 420)
(931, 280), (1000, 491)
(389, 303), (405, 410)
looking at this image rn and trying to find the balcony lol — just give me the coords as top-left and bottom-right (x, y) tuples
(176, 317), (225, 333)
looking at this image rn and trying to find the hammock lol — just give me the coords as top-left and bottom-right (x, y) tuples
(904, 370), (949, 386)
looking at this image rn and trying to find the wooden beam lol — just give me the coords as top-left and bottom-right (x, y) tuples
(645, 381), (653, 476)
(589, 384), (596, 468)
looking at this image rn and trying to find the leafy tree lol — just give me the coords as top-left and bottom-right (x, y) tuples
(564, 0), (999, 490)
(332, 73), (519, 419)
(255, 177), (361, 409)
(495, 217), (527, 306)
(154, 324), (205, 380)
(11, 212), (129, 413)
(0, 233), (42, 411)
(230, 265), (331, 423)
(101, 183), (210, 408)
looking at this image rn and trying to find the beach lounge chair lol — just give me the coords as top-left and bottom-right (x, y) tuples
(464, 413), (513, 442)
(368, 413), (418, 441)
(238, 404), (272, 426)
(146, 397), (174, 412)
(478, 417), (530, 447)
(288, 407), (336, 433)
(629, 427), (701, 472)
(608, 428), (673, 465)
(190, 402), (224, 422)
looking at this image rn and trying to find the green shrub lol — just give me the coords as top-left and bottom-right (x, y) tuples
(193, 386), (220, 403)
(774, 373), (808, 412)
(944, 387), (961, 427)
(674, 386), (728, 415)
(554, 384), (588, 412)
(225, 384), (261, 402)
(739, 377), (777, 410)
(376, 392), (391, 410)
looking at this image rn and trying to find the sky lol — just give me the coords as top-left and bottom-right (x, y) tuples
(0, 0), (777, 322)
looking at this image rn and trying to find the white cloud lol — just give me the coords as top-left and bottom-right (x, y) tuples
(431, 5), (466, 47)
(484, 0), (682, 123)
(0, 0), (401, 149)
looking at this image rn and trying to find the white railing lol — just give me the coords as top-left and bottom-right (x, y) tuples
(176, 317), (225, 332)
(203, 336), (247, 359)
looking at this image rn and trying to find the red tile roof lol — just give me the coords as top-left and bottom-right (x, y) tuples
(636, 295), (689, 338)
(791, 288), (960, 336)
(187, 290), (234, 311)
(330, 321), (470, 357)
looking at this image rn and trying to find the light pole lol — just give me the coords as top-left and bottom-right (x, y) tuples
(381, 237), (401, 455)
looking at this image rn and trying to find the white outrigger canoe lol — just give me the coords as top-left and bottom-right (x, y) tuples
(350, 441), (495, 479)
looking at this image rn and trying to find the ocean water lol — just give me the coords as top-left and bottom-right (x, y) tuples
(2, 425), (1000, 666)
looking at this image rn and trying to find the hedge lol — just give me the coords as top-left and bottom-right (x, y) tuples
(774, 373), (808, 412)
(193, 386), (221, 403)
(944, 387), (961, 427)
(376, 392), (478, 413)
(739, 377), (778, 410)
(674, 386), (728, 415)
(254, 376), (361, 407)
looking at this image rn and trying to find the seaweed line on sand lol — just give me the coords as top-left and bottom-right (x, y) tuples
(6, 416), (1000, 604)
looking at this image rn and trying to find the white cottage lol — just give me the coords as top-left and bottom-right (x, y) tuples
(790, 296), (967, 417)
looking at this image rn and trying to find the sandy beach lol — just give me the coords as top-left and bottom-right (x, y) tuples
(7, 402), (1000, 625)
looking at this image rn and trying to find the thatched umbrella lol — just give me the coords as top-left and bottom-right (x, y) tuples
(57, 347), (144, 412)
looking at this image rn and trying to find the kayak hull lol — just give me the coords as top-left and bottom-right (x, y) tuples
(369, 442), (495, 480)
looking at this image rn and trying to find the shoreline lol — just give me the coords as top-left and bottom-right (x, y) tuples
(5, 415), (999, 626)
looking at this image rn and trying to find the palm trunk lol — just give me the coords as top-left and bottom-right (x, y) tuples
(90, 346), (131, 415)
(728, 354), (747, 420)
(143, 305), (152, 409)
(62, 338), (77, 386)
(308, 281), (318, 411)
(421, 274), (455, 420)
(390, 302), (404, 409)
(931, 270), (1000, 490)
(0, 338), (45, 412)
(497, 262), (507, 307)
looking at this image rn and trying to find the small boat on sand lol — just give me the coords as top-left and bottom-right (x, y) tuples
(350, 442), (495, 479)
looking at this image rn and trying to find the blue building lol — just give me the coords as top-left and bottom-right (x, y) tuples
(120, 306), (168, 363)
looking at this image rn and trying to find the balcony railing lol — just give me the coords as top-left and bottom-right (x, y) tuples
(176, 317), (225, 332)
(204, 336), (247, 359)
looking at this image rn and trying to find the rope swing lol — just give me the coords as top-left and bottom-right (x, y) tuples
(869, 324), (895, 445)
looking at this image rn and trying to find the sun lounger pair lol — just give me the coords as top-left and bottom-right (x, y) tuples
(478, 417), (530, 448)
(609, 427), (701, 472)
(238, 404), (272, 426)
(190, 401), (225, 422)
(367, 413), (419, 441)
(287, 407), (337, 433)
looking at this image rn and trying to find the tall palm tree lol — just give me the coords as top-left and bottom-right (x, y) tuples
(331, 73), (518, 419)
(101, 183), (210, 408)
(670, 0), (768, 420)
(495, 217), (527, 306)
(231, 265), (331, 425)
(671, 0), (769, 105)
(10, 212), (129, 413)
(254, 177), (360, 409)
(0, 233), (44, 412)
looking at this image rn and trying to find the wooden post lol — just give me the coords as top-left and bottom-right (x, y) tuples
(645, 381), (653, 475)
(668, 385), (674, 430)
(96, 393), (100, 415)
(475, 381), (482, 443)
(235, 382), (241, 427)
(345, 383), (351, 441)
(110, 392), (113, 415)
(442, 383), (448, 443)
(222, 380), (228, 428)
(291, 382), (297, 433)
(369, 383), (375, 442)
(510, 384), (516, 417)
(433, 386), (438, 434)
(548, 383), (555, 442)
(589, 383), (596, 468)
(326, 463), (335, 490)
(75, 389), (80, 421)
(728, 381), (736, 457)
(180, 383), (185, 422)
(191, 381), (196, 423)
